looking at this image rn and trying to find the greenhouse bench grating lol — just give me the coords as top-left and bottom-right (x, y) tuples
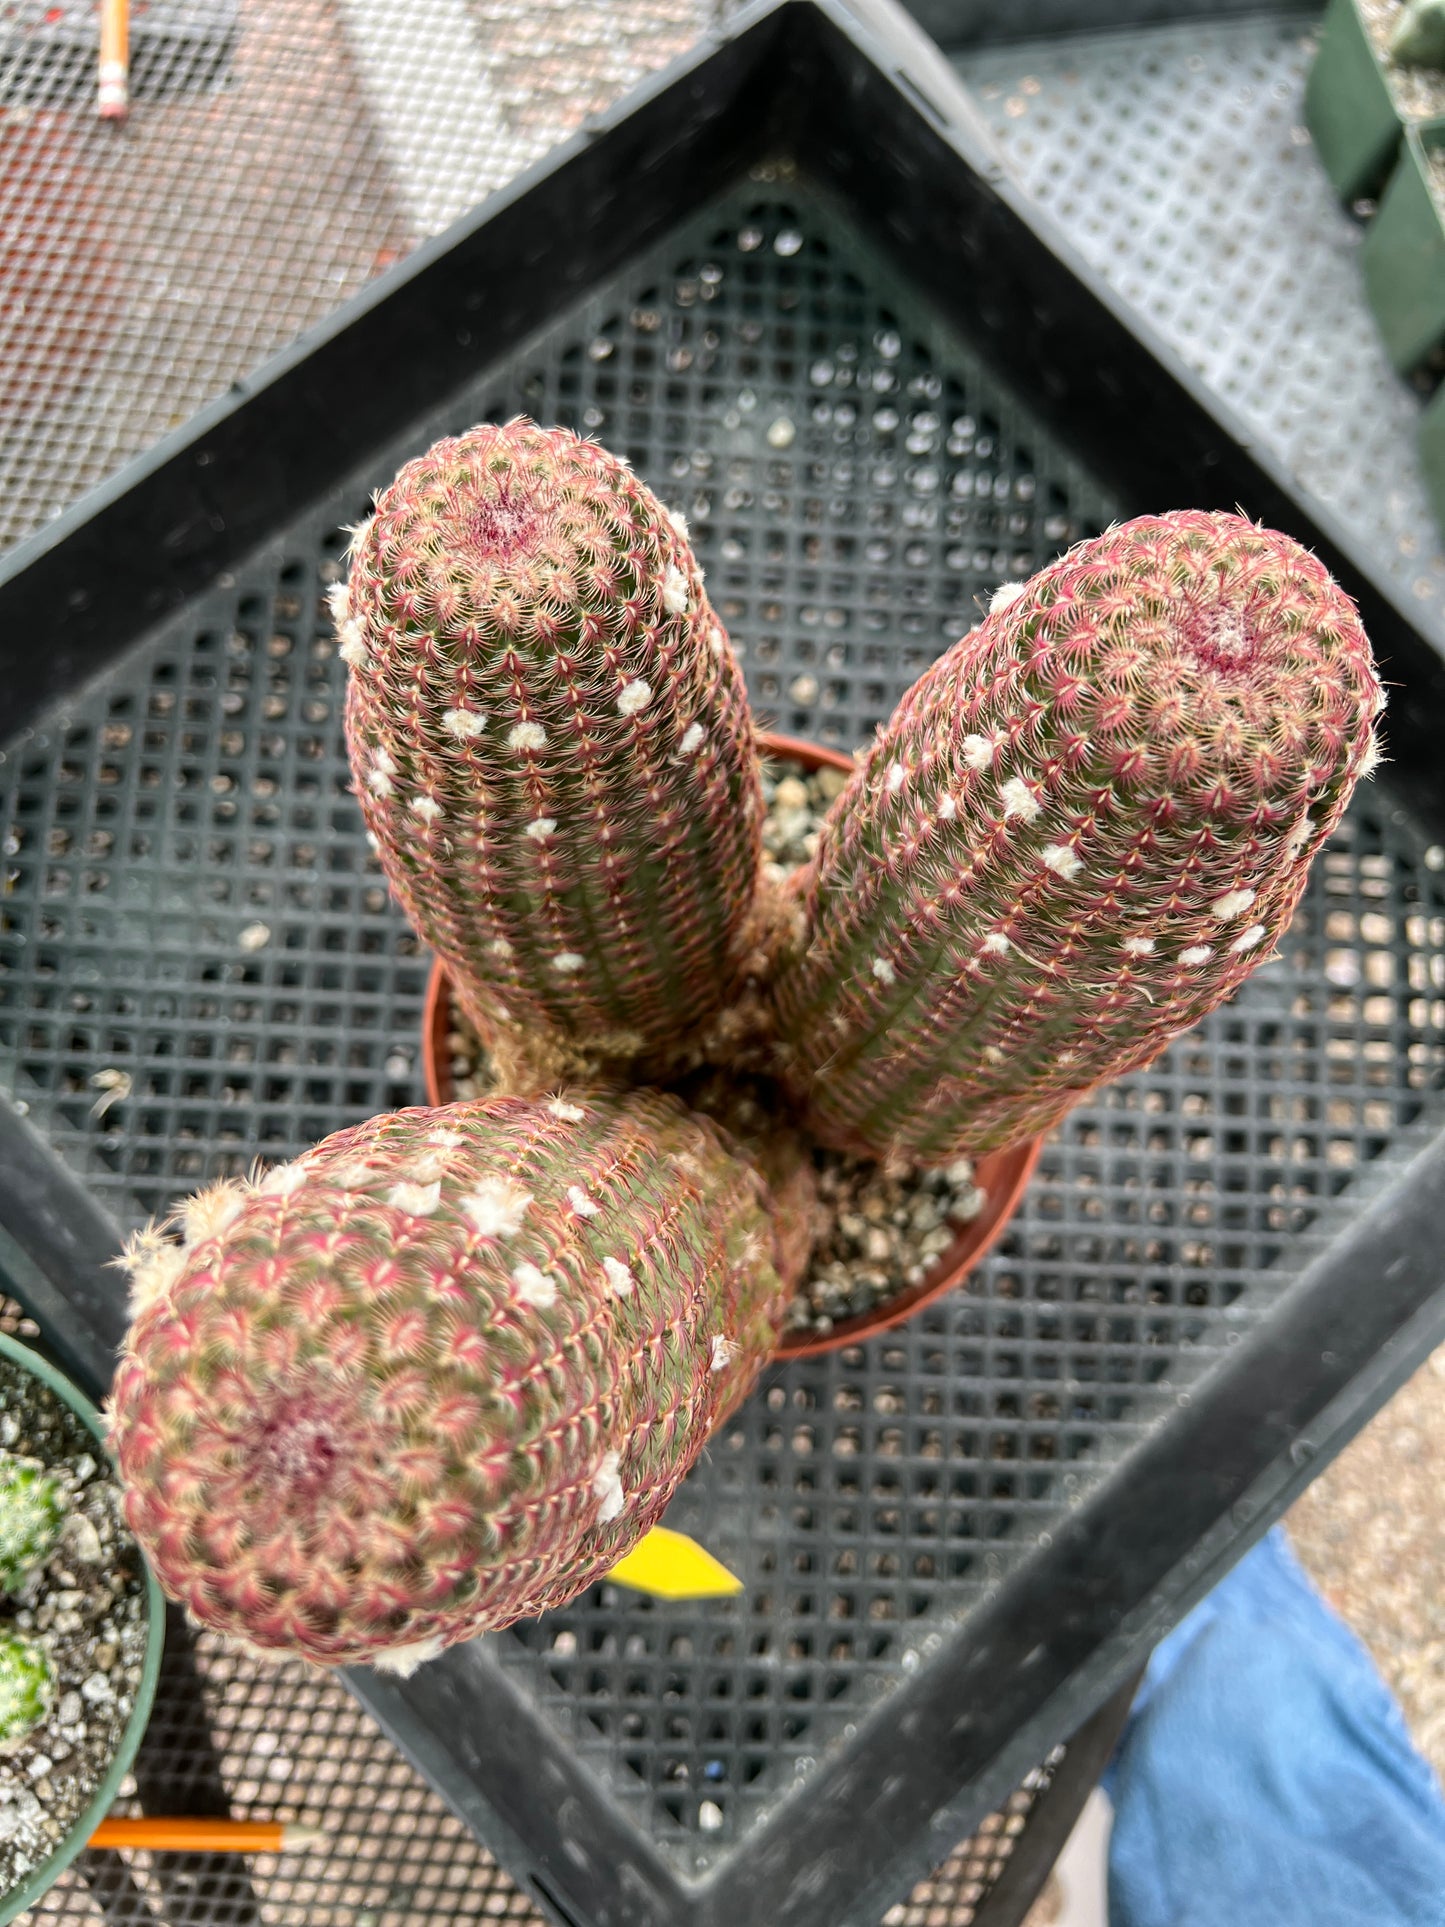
(3, 1), (1445, 1923)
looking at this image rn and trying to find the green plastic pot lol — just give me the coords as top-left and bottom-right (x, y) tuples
(1305, 0), (1412, 202)
(1417, 371), (1445, 529)
(1362, 118), (1445, 374)
(0, 1334), (165, 1926)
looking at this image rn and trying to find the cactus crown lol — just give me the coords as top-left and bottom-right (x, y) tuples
(342, 418), (762, 1076)
(0, 1454), (64, 1596)
(0, 1631), (54, 1750)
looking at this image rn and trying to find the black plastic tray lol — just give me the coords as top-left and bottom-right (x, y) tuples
(902, 0), (1315, 44)
(4, 2), (1445, 1924)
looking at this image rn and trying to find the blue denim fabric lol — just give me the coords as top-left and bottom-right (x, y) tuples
(1105, 1527), (1445, 1927)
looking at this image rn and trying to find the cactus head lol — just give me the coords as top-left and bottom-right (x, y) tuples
(0, 1632), (55, 1750)
(109, 1090), (792, 1670)
(340, 418), (763, 1080)
(0, 1455), (64, 1595)
(774, 511), (1382, 1163)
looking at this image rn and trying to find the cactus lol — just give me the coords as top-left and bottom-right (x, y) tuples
(1391, 0), (1445, 68)
(0, 1455), (64, 1594)
(339, 418), (763, 1080)
(772, 511), (1382, 1164)
(109, 1090), (792, 1671)
(0, 1632), (54, 1750)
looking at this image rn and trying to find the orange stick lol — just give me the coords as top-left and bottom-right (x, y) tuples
(89, 1819), (325, 1854)
(98, 0), (129, 120)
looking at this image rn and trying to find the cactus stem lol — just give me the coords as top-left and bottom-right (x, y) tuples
(774, 512), (1379, 1162)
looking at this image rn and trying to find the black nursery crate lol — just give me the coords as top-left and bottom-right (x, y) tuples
(4, 2), (1445, 1924)
(900, 0), (1316, 44)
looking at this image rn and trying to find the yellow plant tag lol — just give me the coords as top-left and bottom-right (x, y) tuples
(604, 1527), (743, 1600)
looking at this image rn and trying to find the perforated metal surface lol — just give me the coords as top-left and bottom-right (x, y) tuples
(0, 0), (715, 554)
(3, 170), (1445, 1902)
(956, 13), (1445, 647)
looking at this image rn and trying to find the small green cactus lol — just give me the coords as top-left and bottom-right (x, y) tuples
(0, 1632), (55, 1750)
(1390, 0), (1445, 67)
(0, 1454), (64, 1595)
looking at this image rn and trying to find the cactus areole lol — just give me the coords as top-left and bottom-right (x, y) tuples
(108, 1092), (790, 1670)
(773, 512), (1383, 1164)
(340, 419), (762, 1070)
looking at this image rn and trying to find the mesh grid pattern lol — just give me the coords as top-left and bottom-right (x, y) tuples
(0, 178), (1113, 1223)
(0, 178), (1134, 1922)
(17, 1643), (1057, 1927)
(956, 14), (1445, 646)
(3, 174), (1444, 1901)
(0, 0), (716, 554)
(16, 1674), (1063, 1927)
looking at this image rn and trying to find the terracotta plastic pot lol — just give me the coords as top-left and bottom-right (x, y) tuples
(420, 732), (1042, 1357)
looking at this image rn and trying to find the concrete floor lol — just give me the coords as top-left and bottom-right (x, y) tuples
(1289, 1342), (1445, 1781)
(1024, 1339), (1445, 1926)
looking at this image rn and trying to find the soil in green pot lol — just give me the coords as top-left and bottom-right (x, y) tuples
(0, 1358), (149, 1892)
(441, 755), (993, 1340)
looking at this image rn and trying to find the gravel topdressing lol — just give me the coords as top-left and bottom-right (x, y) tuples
(0, 1357), (150, 1899)
(442, 755), (992, 1339)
